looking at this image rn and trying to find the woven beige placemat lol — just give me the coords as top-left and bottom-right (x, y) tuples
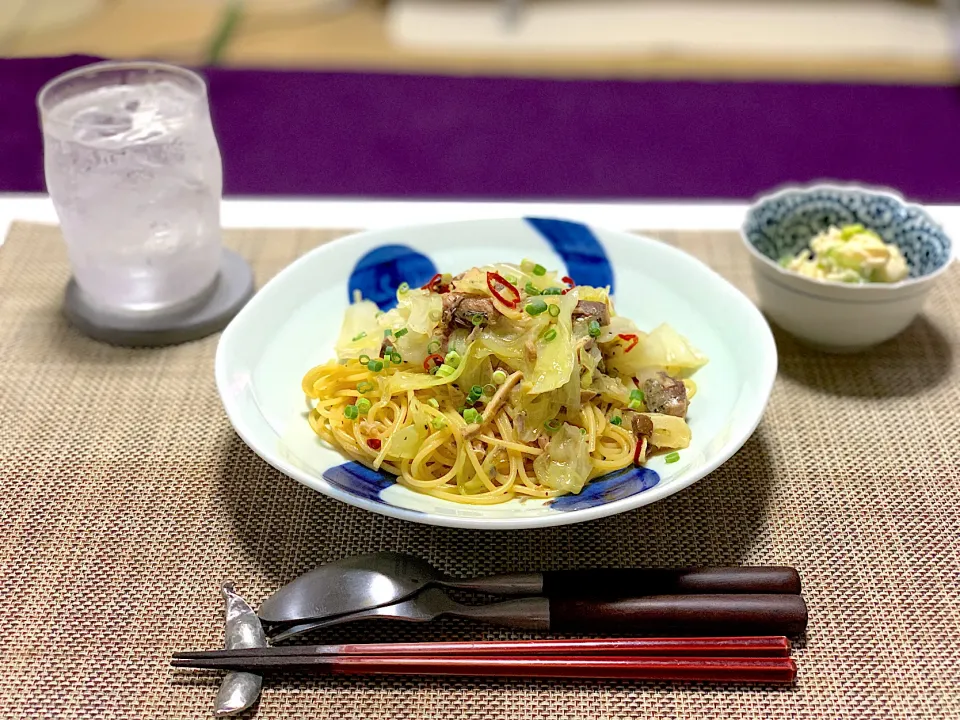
(0, 221), (958, 719)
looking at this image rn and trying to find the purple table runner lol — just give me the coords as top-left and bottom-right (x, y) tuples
(4, 55), (959, 201)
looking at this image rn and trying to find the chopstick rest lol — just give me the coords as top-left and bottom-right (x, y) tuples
(213, 583), (266, 717)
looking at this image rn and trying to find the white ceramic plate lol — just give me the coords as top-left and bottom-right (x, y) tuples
(215, 218), (776, 529)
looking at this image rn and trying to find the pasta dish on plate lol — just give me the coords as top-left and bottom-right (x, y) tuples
(302, 261), (707, 504)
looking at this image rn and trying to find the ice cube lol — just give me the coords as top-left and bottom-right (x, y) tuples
(72, 108), (134, 142)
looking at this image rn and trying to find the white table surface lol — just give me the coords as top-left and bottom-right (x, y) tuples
(3, 194), (958, 259)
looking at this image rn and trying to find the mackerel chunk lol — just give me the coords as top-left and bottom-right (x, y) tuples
(441, 293), (499, 330)
(642, 372), (689, 418)
(572, 300), (610, 326)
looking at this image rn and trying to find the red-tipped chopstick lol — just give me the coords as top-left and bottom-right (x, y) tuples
(174, 636), (790, 661)
(171, 637), (796, 684)
(172, 654), (796, 684)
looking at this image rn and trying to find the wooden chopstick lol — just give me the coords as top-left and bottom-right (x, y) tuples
(171, 654), (797, 683)
(172, 637), (796, 683)
(174, 636), (790, 662)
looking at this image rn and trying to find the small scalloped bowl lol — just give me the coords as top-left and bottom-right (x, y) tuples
(741, 184), (954, 352)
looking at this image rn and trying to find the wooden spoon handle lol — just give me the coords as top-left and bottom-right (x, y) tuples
(549, 594), (808, 636)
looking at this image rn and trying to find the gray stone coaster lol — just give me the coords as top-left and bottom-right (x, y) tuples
(63, 249), (255, 347)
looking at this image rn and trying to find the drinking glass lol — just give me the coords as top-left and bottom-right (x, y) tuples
(39, 61), (223, 313)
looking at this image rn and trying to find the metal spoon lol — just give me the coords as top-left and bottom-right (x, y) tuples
(267, 587), (809, 643)
(257, 552), (802, 625)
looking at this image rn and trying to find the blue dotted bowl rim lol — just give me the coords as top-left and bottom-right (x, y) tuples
(740, 182), (955, 291)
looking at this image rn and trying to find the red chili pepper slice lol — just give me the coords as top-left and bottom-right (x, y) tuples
(562, 275), (576, 287)
(618, 333), (639, 353)
(421, 273), (450, 294)
(424, 353), (445, 373)
(633, 436), (647, 465)
(367, 438), (382, 450)
(486, 271), (521, 308)
(421, 273), (442, 291)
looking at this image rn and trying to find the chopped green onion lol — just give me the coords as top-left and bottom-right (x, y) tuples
(483, 383), (496, 396)
(427, 339), (441, 353)
(384, 329), (392, 337)
(397, 282), (410, 294)
(436, 364), (456, 378)
(463, 408), (480, 424)
(390, 352), (402, 365)
(533, 263), (547, 276)
(351, 331), (367, 341)
(470, 385), (483, 398)
(840, 223), (865, 239)
(505, 274), (518, 285)
(444, 350), (461, 368)
(431, 416), (447, 430)
(520, 259), (535, 272)
(580, 427), (587, 435)
(471, 313), (485, 326)
(524, 282), (540, 296)
(427, 398), (440, 408)
(665, 452), (680, 464)
(356, 398), (372, 414)
(492, 369), (507, 385)
(778, 256), (792, 268)
(541, 287), (562, 296)
(543, 418), (562, 433)
(630, 389), (644, 402)
(628, 399), (643, 410)
(588, 320), (601, 338)
(547, 304), (560, 317)
(525, 298), (548, 316)
(367, 359), (384, 372)
(428, 309), (441, 321)
(394, 328), (408, 338)
(541, 328), (558, 342)
(358, 354), (371, 365)
(357, 380), (374, 394)
(610, 416), (622, 426)
(343, 404), (359, 420)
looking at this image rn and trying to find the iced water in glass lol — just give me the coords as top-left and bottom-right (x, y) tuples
(39, 61), (223, 313)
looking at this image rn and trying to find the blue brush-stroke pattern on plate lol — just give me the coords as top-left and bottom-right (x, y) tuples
(323, 462), (426, 512)
(525, 217), (615, 292)
(324, 461), (657, 513)
(348, 245), (437, 310)
(549, 466), (660, 511)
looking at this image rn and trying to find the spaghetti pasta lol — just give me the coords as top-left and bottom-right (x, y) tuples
(302, 261), (707, 503)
